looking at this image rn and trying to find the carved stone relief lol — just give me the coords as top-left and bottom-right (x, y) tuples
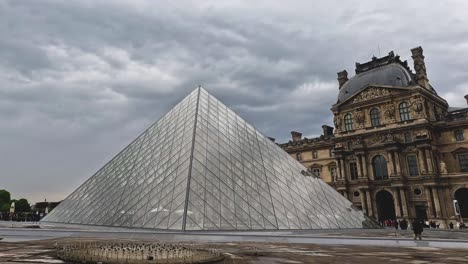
(440, 160), (448, 174)
(367, 133), (387, 145)
(384, 102), (396, 121)
(411, 96), (425, 117)
(353, 87), (394, 103)
(355, 109), (365, 128)
(333, 114), (341, 131)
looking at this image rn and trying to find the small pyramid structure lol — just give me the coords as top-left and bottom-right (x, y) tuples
(43, 87), (370, 230)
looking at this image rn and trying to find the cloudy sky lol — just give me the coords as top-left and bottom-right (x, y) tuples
(1, 0), (467, 203)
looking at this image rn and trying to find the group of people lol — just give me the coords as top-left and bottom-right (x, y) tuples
(379, 218), (429, 240)
(380, 219), (467, 240)
(448, 221), (466, 229)
(428, 220), (441, 229)
(381, 219), (409, 230)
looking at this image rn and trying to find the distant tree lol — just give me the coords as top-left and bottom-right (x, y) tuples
(0, 203), (9, 212)
(15, 198), (31, 213)
(0, 190), (11, 212)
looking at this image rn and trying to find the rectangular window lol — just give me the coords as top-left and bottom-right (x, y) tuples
(349, 162), (358, 180)
(407, 155), (419, 176)
(312, 168), (321, 177)
(459, 153), (468, 172)
(455, 129), (464, 141)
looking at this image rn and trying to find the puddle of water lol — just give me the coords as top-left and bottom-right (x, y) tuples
(304, 253), (332, 257)
(254, 257), (303, 264)
(19, 259), (64, 263)
(408, 247), (440, 251)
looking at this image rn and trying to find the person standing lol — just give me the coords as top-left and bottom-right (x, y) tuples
(449, 222), (454, 229)
(400, 219), (408, 230)
(412, 219), (423, 240)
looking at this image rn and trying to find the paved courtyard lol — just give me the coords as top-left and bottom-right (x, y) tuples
(2, 222), (468, 263)
(2, 237), (468, 264)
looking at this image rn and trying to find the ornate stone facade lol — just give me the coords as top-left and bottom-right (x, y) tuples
(280, 47), (468, 227)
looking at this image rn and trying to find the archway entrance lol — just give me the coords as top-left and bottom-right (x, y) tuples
(455, 188), (468, 218)
(376, 190), (396, 223)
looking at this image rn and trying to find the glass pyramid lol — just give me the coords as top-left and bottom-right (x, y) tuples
(43, 87), (370, 230)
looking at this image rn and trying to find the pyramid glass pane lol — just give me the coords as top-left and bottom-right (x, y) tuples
(43, 87), (373, 230)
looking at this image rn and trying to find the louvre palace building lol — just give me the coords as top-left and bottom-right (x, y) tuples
(280, 46), (468, 227)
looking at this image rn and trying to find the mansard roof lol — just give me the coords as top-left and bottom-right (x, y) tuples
(337, 52), (416, 104)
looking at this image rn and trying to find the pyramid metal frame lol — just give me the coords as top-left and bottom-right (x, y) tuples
(43, 87), (370, 231)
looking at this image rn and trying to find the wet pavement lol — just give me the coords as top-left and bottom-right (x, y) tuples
(2, 221), (468, 263)
(2, 238), (468, 264)
(2, 226), (468, 249)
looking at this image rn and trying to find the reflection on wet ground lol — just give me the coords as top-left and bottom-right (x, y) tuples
(2, 238), (468, 264)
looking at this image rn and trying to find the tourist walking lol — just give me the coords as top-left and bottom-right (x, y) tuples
(412, 219), (423, 240)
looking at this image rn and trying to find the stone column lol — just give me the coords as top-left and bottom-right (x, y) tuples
(400, 188), (409, 217)
(392, 188), (402, 218)
(363, 155), (369, 179)
(426, 148), (434, 174)
(358, 155), (364, 178)
(369, 190), (379, 221)
(342, 158), (347, 180)
(424, 186), (435, 218)
(422, 148), (429, 174)
(432, 187), (442, 218)
(356, 155), (362, 179)
(366, 190), (374, 217)
(418, 149), (427, 174)
(387, 151), (396, 177)
(394, 152), (402, 175)
(336, 158), (342, 179)
(360, 190), (367, 214)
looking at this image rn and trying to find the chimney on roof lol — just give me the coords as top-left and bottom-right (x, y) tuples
(291, 131), (302, 142)
(411, 46), (430, 89)
(337, 70), (348, 89)
(465, 94), (468, 105)
(322, 125), (334, 136)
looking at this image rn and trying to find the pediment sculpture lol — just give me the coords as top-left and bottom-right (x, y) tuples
(352, 87), (394, 103)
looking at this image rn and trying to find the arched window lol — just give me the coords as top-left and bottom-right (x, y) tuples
(372, 155), (388, 180)
(312, 150), (318, 159)
(344, 113), (354, 131)
(370, 108), (381, 126)
(399, 102), (411, 121)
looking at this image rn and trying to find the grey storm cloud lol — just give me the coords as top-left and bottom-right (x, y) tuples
(1, 0), (467, 202)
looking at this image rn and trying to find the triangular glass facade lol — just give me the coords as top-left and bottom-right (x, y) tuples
(43, 87), (371, 230)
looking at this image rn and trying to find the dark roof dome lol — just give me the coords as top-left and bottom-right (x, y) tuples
(337, 51), (417, 103)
